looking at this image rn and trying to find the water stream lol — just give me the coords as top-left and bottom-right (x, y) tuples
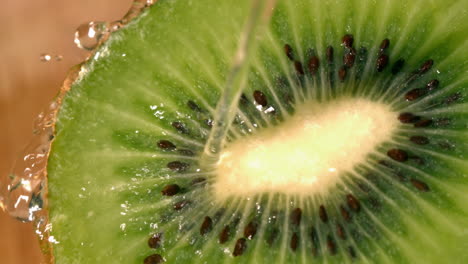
(202, 0), (277, 165)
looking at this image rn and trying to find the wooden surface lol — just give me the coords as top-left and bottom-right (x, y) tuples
(0, 1), (132, 263)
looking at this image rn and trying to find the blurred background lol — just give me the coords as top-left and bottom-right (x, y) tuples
(0, 1), (133, 263)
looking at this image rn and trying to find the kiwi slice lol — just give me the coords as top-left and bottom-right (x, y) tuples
(45, 0), (468, 263)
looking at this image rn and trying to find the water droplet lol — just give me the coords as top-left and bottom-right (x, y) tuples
(40, 53), (52, 62)
(74, 21), (110, 51)
(0, 98), (60, 223)
(55, 55), (63, 61)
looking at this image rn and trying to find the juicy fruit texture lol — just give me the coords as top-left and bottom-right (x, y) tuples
(46, 0), (468, 263)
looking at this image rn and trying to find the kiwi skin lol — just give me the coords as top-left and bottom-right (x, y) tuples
(43, 0), (468, 264)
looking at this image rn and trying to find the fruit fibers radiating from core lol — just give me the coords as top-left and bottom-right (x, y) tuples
(45, 0), (467, 263)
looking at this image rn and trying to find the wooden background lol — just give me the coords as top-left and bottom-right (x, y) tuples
(0, 1), (132, 263)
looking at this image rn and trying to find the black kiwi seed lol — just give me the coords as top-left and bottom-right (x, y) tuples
(346, 194), (361, 212)
(157, 140), (176, 150)
(387, 149), (409, 162)
(327, 235), (337, 255)
(200, 216), (213, 235)
(336, 224), (346, 240)
(173, 200), (191, 211)
(204, 119), (214, 128)
(167, 161), (189, 172)
(308, 55), (320, 75)
(171, 121), (188, 134)
(444, 92), (462, 105)
(284, 44), (294, 61)
(410, 179), (430, 192)
(405, 88), (427, 101)
(290, 208), (302, 227)
(343, 48), (356, 68)
(376, 54), (389, 72)
(319, 205), (328, 223)
(398, 112), (421, 124)
(391, 58), (405, 74)
(233, 238), (247, 257)
(144, 254), (164, 264)
(338, 66), (347, 81)
(340, 205), (351, 222)
(426, 79), (440, 91)
(290, 233), (299, 251)
(161, 184), (180, 196)
(414, 119), (433, 128)
(244, 221), (258, 239)
(418, 59), (434, 74)
(187, 100), (203, 112)
(342, 34), (354, 48)
(294, 61), (305, 75)
(148, 233), (162, 249)
(435, 118), (451, 127)
(410, 136), (430, 145)
(379, 38), (390, 53)
(219, 226), (230, 244)
(253, 90), (268, 107)
(240, 93), (249, 104)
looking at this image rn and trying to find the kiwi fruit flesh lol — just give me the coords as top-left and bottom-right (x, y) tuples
(45, 0), (468, 263)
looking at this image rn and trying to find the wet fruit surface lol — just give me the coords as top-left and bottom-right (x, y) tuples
(4, 0), (468, 263)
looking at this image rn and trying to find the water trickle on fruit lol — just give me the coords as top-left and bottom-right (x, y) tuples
(202, 0), (278, 163)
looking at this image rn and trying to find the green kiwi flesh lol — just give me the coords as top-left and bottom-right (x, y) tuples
(46, 0), (468, 263)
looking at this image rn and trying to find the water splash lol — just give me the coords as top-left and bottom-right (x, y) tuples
(1, 4), (158, 258)
(202, 0), (278, 163)
(0, 101), (57, 222)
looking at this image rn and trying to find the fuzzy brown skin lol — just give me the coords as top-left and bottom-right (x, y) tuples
(0, 1), (131, 263)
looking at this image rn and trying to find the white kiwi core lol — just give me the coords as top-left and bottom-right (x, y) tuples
(214, 98), (398, 200)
